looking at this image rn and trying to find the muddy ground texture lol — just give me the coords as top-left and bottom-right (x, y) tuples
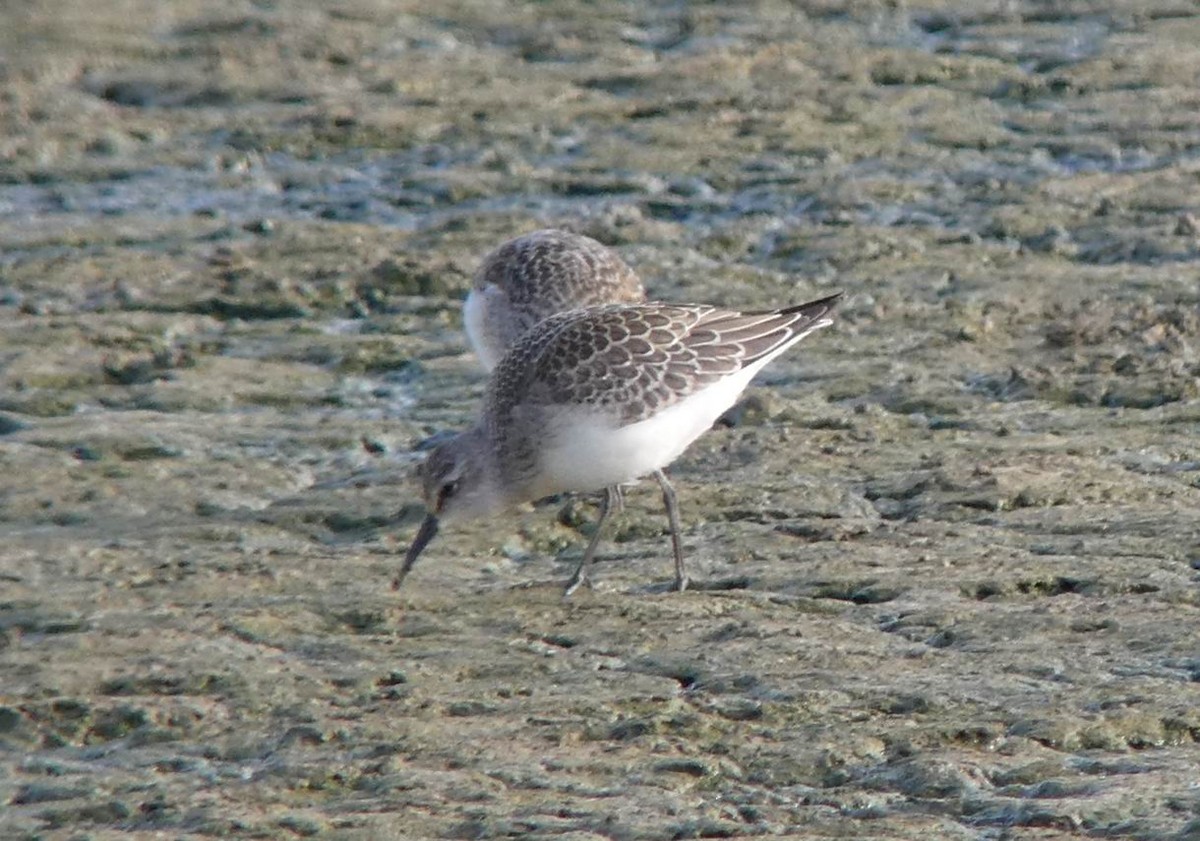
(2, 1), (1200, 839)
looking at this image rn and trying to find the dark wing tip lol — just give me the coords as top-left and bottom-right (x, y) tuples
(778, 291), (843, 320)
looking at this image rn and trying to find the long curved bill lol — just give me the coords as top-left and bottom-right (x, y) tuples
(392, 514), (440, 590)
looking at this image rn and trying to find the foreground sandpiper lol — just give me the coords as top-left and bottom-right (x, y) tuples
(397, 293), (841, 595)
(464, 228), (646, 372)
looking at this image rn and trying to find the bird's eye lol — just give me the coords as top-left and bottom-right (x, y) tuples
(435, 480), (460, 511)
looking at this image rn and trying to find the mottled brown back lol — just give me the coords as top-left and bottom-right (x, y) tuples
(474, 229), (645, 335)
(486, 295), (841, 430)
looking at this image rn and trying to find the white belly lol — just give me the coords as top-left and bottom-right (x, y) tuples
(533, 359), (770, 496)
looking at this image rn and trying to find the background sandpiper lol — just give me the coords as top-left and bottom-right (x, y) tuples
(464, 228), (646, 371)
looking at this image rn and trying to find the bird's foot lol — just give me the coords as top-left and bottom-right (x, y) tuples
(563, 569), (594, 598)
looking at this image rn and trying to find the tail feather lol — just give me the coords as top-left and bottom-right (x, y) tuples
(731, 292), (842, 365)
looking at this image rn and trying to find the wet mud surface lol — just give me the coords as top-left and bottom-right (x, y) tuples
(2, 2), (1199, 839)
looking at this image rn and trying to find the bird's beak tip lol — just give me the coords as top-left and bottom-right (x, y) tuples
(393, 513), (440, 589)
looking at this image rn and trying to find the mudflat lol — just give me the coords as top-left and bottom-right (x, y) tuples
(2, 2), (1198, 839)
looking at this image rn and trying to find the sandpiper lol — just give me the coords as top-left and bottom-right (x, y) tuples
(463, 227), (649, 526)
(397, 293), (841, 595)
(464, 229), (645, 371)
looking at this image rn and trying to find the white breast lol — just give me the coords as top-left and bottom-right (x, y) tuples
(463, 286), (506, 372)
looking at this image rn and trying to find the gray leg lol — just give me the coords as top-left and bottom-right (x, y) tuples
(653, 469), (689, 592)
(564, 485), (618, 597)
